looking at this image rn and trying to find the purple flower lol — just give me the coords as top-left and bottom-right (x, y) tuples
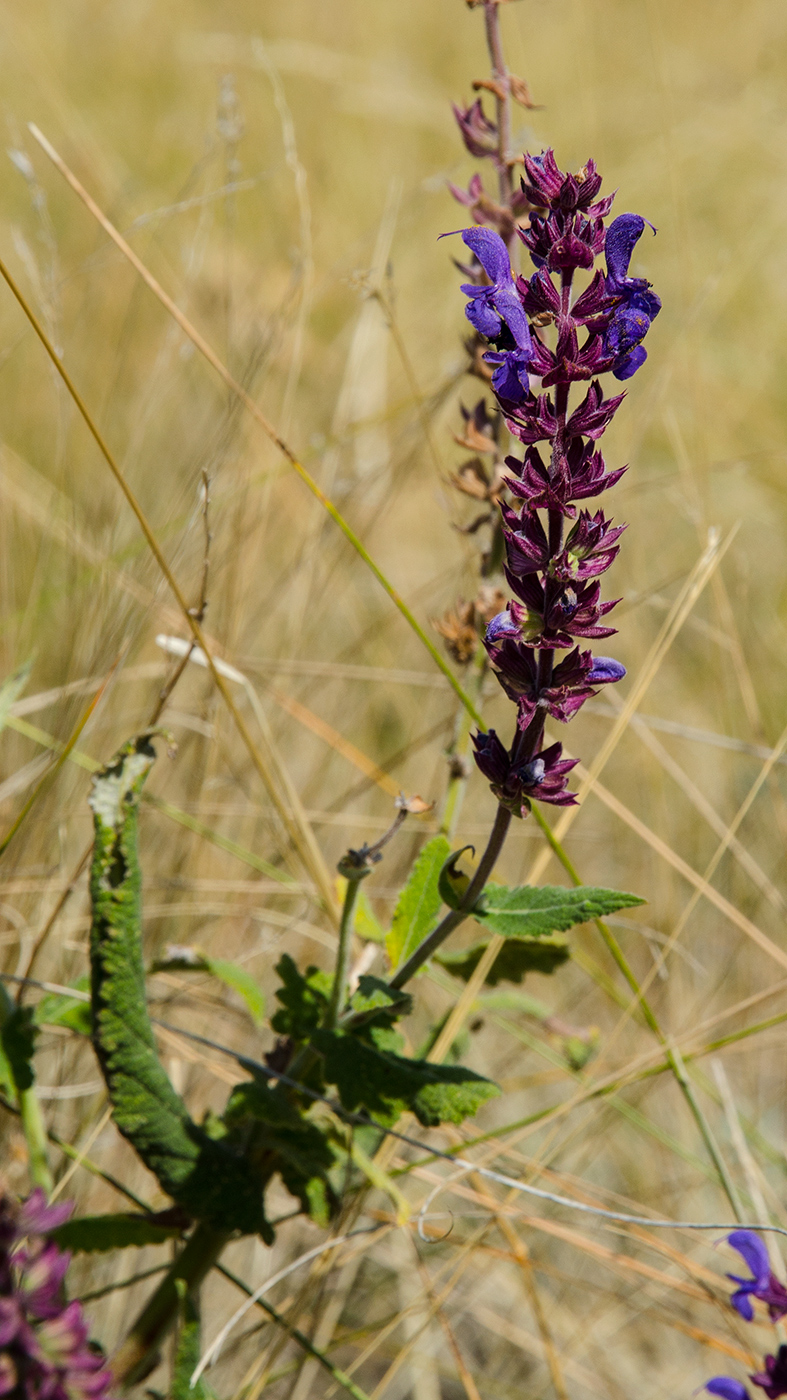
(751, 1349), (787, 1399)
(472, 730), (578, 814)
(506, 441), (627, 518)
(705, 1346), (787, 1400)
(726, 1230), (787, 1322)
(603, 213), (662, 380)
(456, 228), (532, 350)
(706, 1382), (751, 1400)
(0, 1190), (112, 1400)
(504, 573), (619, 649)
(521, 151), (610, 215)
(483, 640), (623, 728)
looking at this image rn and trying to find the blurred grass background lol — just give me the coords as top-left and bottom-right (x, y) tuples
(1, 0), (787, 1396)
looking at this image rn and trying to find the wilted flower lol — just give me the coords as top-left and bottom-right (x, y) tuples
(0, 1190), (112, 1400)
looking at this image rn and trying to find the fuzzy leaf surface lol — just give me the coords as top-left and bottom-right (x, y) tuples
(386, 835), (450, 969)
(52, 1214), (184, 1254)
(436, 936), (570, 986)
(473, 882), (645, 938)
(270, 954), (332, 1045)
(224, 1078), (338, 1227)
(88, 737), (268, 1238)
(311, 1027), (498, 1127)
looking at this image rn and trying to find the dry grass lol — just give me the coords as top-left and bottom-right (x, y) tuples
(1, 0), (787, 1396)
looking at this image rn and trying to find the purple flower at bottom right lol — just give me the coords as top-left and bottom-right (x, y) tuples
(706, 1346), (787, 1400)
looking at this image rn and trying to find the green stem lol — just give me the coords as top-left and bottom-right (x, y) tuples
(389, 802), (512, 989)
(110, 1222), (231, 1389)
(327, 875), (364, 1027)
(18, 1086), (53, 1193)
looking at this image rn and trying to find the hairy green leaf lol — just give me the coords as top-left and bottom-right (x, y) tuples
(345, 977), (412, 1029)
(224, 1079), (338, 1227)
(35, 978), (92, 1036)
(89, 736), (268, 1238)
(271, 954), (331, 1043)
(151, 948), (265, 1026)
(436, 936), (570, 986)
(474, 882), (645, 938)
(52, 1214), (184, 1254)
(386, 835), (450, 969)
(311, 1027), (498, 1127)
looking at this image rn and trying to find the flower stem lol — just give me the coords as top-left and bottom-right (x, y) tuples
(388, 802), (512, 989)
(110, 1222), (231, 1389)
(326, 874), (364, 1028)
(483, 1), (514, 209)
(18, 1087), (53, 1194)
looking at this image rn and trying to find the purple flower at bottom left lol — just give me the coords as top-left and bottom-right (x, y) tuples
(0, 1190), (112, 1400)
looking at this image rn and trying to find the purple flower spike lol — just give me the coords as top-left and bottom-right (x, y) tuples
(706, 1381), (751, 1400)
(445, 148), (658, 811)
(726, 1230), (787, 1321)
(0, 1191), (111, 1400)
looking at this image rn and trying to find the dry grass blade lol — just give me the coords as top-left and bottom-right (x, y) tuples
(584, 769), (787, 974)
(0, 251), (339, 919)
(28, 123), (483, 728)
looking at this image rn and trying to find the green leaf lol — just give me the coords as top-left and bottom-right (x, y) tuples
(345, 977), (412, 1029)
(311, 1027), (498, 1128)
(89, 736), (269, 1239)
(52, 1214), (184, 1254)
(0, 1001), (37, 1094)
(151, 948), (265, 1026)
(270, 954), (331, 1043)
(473, 883), (645, 938)
(436, 937), (570, 986)
(224, 1079), (338, 1227)
(35, 977), (92, 1036)
(437, 846), (475, 911)
(0, 659), (33, 734)
(386, 835), (450, 970)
